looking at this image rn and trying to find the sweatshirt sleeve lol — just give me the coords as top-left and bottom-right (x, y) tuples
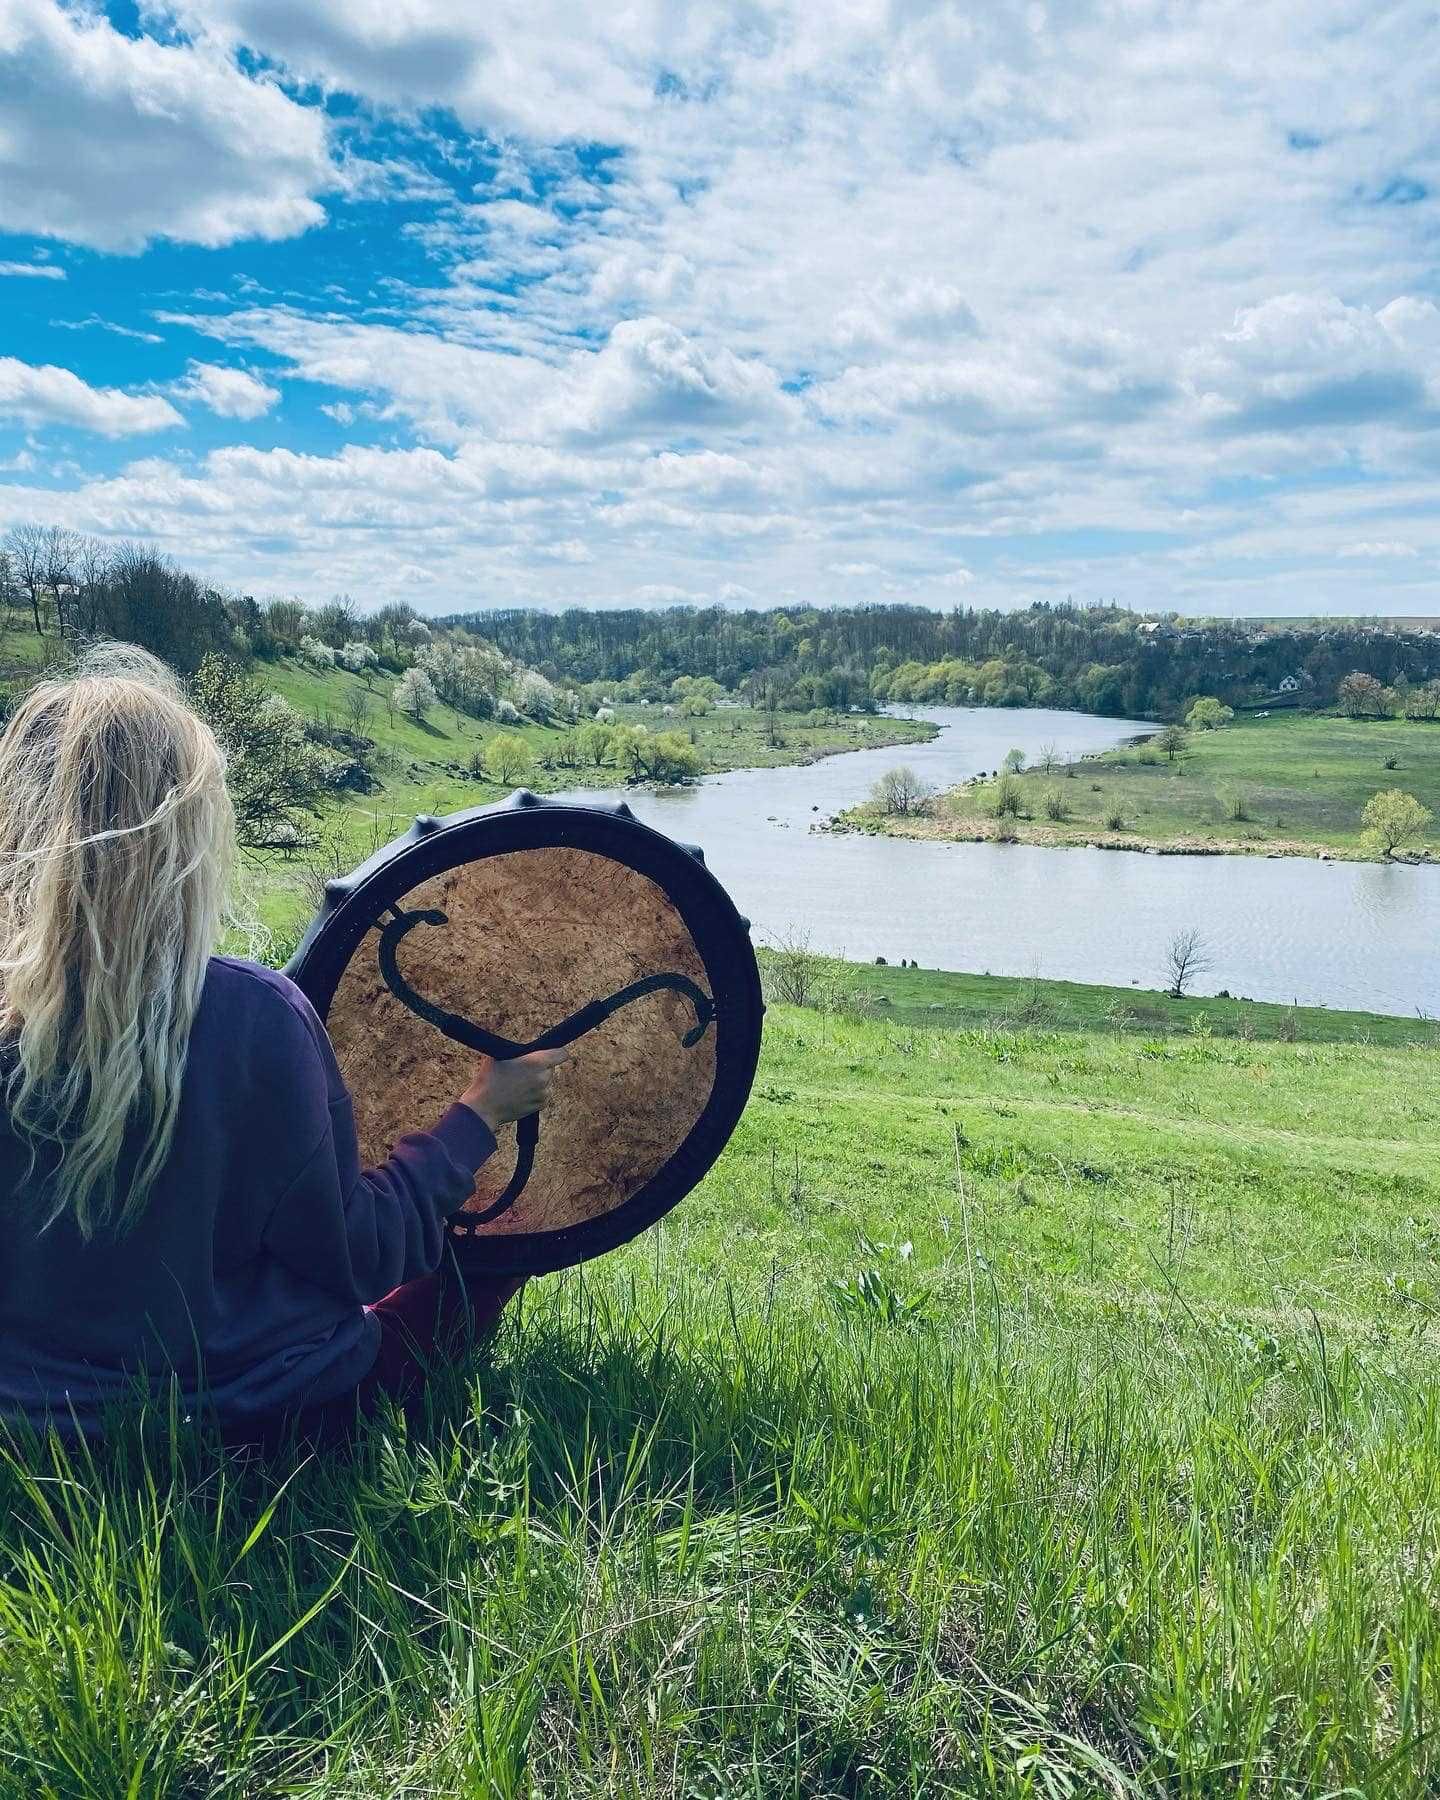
(256, 975), (497, 1305)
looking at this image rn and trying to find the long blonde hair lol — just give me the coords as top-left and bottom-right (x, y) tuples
(0, 643), (234, 1237)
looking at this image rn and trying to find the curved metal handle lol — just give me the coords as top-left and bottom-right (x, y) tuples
(375, 903), (715, 1225)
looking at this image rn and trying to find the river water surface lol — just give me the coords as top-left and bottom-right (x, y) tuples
(562, 706), (1440, 1018)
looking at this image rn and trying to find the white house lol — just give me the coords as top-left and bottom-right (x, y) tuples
(1277, 674), (1301, 693)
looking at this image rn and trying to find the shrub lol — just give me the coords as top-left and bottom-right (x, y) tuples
(993, 774), (1023, 817)
(1042, 787), (1069, 822)
(1223, 788), (1252, 823)
(1104, 807), (1126, 830)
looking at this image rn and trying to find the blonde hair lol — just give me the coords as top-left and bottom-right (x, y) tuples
(0, 643), (234, 1238)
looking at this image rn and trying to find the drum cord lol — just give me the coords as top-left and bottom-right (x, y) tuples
(376, 904), (716, 1223)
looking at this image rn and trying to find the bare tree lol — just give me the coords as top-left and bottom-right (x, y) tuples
(871, 765), (933, 816)
(342, 685), (374, 739)
(762, 929), (827, 1006)
(5, 523), (49, 634)
(1164, 928), (1212, 999)
(1038, 739), (1059, 774)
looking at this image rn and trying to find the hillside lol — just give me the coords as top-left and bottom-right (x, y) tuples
(4, 992), (1439, 1793)
(0, 619), (933, 934)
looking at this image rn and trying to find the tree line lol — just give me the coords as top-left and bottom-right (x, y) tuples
(453, 601), (1440, 721)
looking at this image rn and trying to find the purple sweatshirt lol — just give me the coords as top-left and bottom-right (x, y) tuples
(0, 956), (496, 1435)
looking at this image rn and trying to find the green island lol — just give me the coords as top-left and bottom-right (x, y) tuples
(6, 966), (1438, 1793)
(839, 708), (1440, 862)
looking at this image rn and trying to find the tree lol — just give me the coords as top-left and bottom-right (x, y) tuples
(482, 732), (535, 786)
(1157, 722), (1188, 761)
(190, 656), (338, 846)
(574, 721), (616, 767)
(1337, 672), (1386, 718)
(1186, 697), (1234, 731)
(1361, 789), (1433, 860)
(1037, 739), (1059, 774)
(1164, 927), (1212, 999)
(394, 667), (437, 722)
(339, 639), (379, 677)
(1002, 747), (1026, 773)
(342, 686), (373, 739)
(639, 730), (703, 783)
(870, 765), (933, 816)
(514, 668), (557, 719)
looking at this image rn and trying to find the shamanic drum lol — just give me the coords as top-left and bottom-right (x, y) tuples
(285, 792), (764, 1274)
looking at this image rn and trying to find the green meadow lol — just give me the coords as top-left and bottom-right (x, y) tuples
(4, 992), (1440, 1795)
(856, 710), (1440, 861)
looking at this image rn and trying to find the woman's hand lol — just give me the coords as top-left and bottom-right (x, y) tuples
(460, 1048), (570, 1134)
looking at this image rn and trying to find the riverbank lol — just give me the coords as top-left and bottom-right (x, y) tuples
(834, 710), (1440, 863)
(765, 955), (1439, 1046)
(13, 997), (1440, 1792)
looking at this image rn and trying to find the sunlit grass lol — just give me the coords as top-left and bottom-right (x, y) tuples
(3, 1003), (1439, 1793)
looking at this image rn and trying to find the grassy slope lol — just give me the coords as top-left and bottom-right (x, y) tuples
(249, 657), (934, 933)
(4, 1002), (1440, 1794)
(818, 959), (1440, 1046)
(848, 710), (1440, 861)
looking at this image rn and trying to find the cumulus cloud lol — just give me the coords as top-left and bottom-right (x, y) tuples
(172, 361), (281, 419)
(0, 0), (331, 251)
(0, 359), (183, 436)
(9, 0), (1440, 612)
(1187, 295), (1440, 433)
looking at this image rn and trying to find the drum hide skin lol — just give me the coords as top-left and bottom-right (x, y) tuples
(326, 846), (719, 1237)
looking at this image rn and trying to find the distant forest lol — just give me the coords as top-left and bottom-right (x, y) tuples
(448, 602), (1440, 720)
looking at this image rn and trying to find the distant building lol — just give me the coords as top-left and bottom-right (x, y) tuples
(1277, 674), (1301, 693)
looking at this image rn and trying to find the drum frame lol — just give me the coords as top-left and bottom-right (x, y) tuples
(285, 790), (764, 1274)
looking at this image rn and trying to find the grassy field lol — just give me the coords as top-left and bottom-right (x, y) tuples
(846, 711), (1440, 862)
(4, 992), (1440, 1794)
(792, 958), (1440, 1046)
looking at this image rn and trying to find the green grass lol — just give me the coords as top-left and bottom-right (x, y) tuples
(813, 960), (1440, 1046)
(246, 658), (933, 935)
(854, 711), (1440, 861)
(6, 1000), (1440, 1794)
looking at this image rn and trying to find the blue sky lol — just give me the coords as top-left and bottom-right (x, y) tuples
(1, 0), (1438, 617)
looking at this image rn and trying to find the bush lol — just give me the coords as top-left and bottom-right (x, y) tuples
(1042, 787), (1069, 822)
(1223, 788), (1252, 823)
(1104, 807), (1126, 831)
(1186, 697), (1234, 731)
(992, 774), (1023, 818)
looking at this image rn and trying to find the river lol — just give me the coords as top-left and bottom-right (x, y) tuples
(560, 706), (1440, 1019)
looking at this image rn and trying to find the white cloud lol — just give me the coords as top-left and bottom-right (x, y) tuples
(172, 360), (281, 419)
(0, 259), (65, 280)
(0, 359), (183, 437)
(0, 0), (331, 251)
(53, 316), (165, 345)
(10, 0), (1440, 614)
(1339, 540), (1420, 559)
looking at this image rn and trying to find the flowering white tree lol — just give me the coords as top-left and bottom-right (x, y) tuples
(339, 639), (378, 675)
(300, 635), (336, 668)
(394, 666), (438, 721)
(514, 669), (556, 718)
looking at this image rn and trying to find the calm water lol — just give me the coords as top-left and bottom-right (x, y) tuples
(562, 706), (1440, 1019)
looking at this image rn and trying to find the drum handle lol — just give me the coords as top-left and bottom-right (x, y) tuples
(376, 905), (715, 1220)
